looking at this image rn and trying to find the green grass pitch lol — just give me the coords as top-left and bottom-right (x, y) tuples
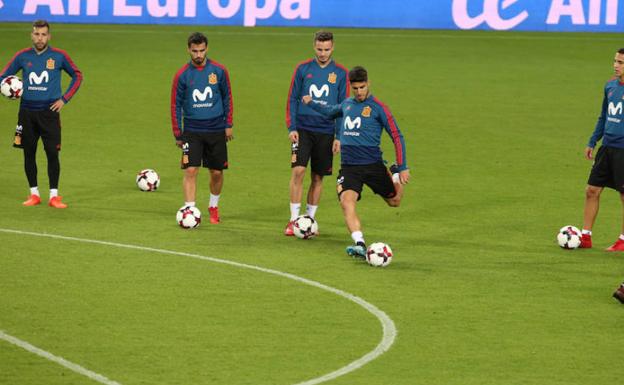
(0, 23), (623, 385)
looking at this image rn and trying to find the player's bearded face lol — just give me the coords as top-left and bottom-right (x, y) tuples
(31, 27), (50, 52)
(188, 43), (207, 66)
(351, 81), (370, 102)
(314, 40), (333, 65)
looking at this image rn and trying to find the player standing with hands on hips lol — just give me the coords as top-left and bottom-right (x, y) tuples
(0, 20), (82, 208)
(303, 66), (409, 257)
(171, 32), (234, 224)
(284, 31), (349, 235)
(579, 48), (624, 251)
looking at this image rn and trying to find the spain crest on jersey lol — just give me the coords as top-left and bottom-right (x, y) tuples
(46, 58), (55, 70)
(362, 106), (372, 117)
(328, 72), (337, 84)
(209, 73), (218, 85)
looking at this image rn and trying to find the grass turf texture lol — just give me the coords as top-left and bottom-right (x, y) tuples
(0, 24), (623, 384)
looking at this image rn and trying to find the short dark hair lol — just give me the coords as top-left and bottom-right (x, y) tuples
(618, 48), (624, 55)
(188, 32), (208, 47)
(314, 31), (333, 43)
(32, 20), (49, 31)
(349, 66), (368, 83)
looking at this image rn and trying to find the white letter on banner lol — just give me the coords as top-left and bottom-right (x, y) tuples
(244, 0), (277, 26)
(184, 0), (196, 17)
(113, 0), (142, 16)
(588, 0), (600, 24)
(280, 0), (310, 20)
(207, 0), (241, 18)
(147, 0), (178, 17)
(606, 0), (618, 25)
(68, 0), (100, 16)
(546, 0), (585, 25)
(23, 0), (65, 15)
(452, 0), (528, 30)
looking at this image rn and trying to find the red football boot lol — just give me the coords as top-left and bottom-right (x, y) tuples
(579, 234), (592, 248)
(23, 194), (41, 206)
(208, 207), (220, 224)
(606, 238), (624, 252)
(284, 221), (294, 236)
(48, 196), (68, 209)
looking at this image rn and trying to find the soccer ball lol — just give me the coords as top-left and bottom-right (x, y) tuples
(1, 76), (23, 99)
(366, 242), (393, 267)
(557, 225), (581, 249)
(293, 215), (318, 239)
(136, 169), (160, 191)
(176, 205), (201, 229)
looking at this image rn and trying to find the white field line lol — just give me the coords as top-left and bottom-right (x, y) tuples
(0, 330), (122, 385)
(0, 228), (397, 385)
(0, 25), (621, 41)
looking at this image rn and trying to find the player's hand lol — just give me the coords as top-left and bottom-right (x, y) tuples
(175, 140), (184, 148)
(584, 147), (594, 160)
(302, 95), (312, 104)
(399, 170), (410, 185)
(289, 131), (299, 143)
(50, 99), (65, 112)
(332, 139), (340, 154)
(225, 128), (234, 142)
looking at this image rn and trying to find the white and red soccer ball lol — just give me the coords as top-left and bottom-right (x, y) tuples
(176, 205), (201, 229)
(1, 76), (23, 99)
(136, 169), (160, 192)
(293, 215), (319, 239)
(557, 225), (581, 249)
(366, 242), (393, 267)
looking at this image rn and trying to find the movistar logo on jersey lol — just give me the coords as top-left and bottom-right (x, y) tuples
(608, 101), (623, 123)
(27, 70), (49, 91)
(192, 86), (214, 107)
(309, 84), (329, 98)
(343, 116), (361, 136)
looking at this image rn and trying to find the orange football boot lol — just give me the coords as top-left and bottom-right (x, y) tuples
(48, 196), (68, 209)
(22, 194), (41, 206)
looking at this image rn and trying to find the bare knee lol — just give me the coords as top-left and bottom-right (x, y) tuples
(586, 185), (602, 199)
(386, 198), (401, 208)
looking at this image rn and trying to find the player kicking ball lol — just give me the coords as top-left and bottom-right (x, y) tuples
(303, 66), (410, 257)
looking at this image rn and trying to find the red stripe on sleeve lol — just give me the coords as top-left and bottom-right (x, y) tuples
(211, 60), (234, 127)
(52, 48), (82, 101)
(374, 97), (404, 166)
(334, 61), (350, 98)
(286, 59), (313, 129)
(0, 47), (30, 76)
(171, 64), (188, 139)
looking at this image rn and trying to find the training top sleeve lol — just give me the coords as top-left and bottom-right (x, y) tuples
(0, 49), (27, 82)
(56, 49), (83, 104)
(588, 88), (607, 148)
(219, 66), (234, 128)
(375, 99), (408, 171)
(307, 100), (344, 120)
(171, 65), (187, 140)
(286, 64), (303, 132)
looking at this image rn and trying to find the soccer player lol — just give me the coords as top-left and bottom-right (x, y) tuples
(0, 20), (82, 208)
(284, 31), (349, 236)
(171, 32), (233, 224)
(303, 66), (410, 257)
(579, 48), (624, 251)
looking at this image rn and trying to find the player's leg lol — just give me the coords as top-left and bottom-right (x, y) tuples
(40, 110), (65, 208)
(286, 130), (312, 235)
(338, 167), (366, 258)
(19, 110), (41, 206)
(183, 167), (199, 203)
(205, 131), (228, 224)
(581, 146), (612, 248)
(306, 132), (333, 219)
(181, 132), (203, 207)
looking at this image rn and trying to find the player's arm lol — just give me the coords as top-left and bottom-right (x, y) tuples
(50, 52), (82, 112)
(0, 50), (25, 83)
(219, 67), (234, 141)
(286, 65), (303, 142)
(586, 89), (607, 160)
(302, 96), (343, 118)
(171, 70), (186, 146)
(333, 71), (350, 151)
(379, 104), (409, 184)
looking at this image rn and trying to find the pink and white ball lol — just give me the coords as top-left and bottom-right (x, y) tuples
(136, 169), (160, 192)
(176, 206), (201, 229)
(293, 215), (319, 239)
(0, 76), (23, 100)
(557, 225), (581, 249)
(366, 242), (393, 267)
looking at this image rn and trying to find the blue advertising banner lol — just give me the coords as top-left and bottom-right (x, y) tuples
(0, 0), (622, 32)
